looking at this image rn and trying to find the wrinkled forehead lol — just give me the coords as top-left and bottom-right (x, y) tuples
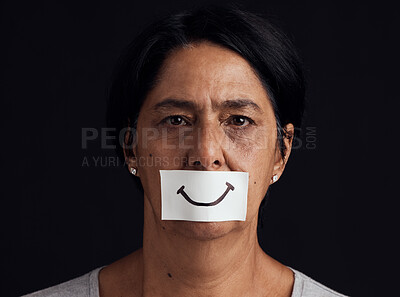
(142, 42), (272, 113)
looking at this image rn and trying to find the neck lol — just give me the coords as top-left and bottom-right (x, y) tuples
(141, 198), (290, 297)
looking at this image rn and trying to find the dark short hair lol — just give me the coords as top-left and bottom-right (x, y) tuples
(107, 5), (306, 162)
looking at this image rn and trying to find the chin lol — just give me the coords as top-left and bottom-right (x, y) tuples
(166, 220), (242, 241)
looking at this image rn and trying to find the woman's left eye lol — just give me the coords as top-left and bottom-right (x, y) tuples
(228, 116), (254, 127)
(164, 115), (189, 126)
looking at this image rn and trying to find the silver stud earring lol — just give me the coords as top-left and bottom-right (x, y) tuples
(130, 167), (137, 176)
(272, 174), (278, 183)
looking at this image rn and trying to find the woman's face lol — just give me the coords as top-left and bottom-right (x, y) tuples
(130, 42), (289, 239)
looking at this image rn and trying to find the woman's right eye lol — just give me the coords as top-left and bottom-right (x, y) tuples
(164, 115), (188, 126)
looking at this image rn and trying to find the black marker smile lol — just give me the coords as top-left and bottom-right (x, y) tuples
(176, 182), (235, 207)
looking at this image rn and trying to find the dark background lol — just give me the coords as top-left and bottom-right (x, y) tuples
(1, 0), (398, 296)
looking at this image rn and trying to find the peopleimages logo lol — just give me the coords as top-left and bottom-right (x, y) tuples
(81, 126), (317, 167)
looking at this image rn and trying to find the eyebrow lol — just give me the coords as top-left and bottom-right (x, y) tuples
(218, 99), (261, 112)
(152, 98), (197, 111)
(152, 98), (261, 112)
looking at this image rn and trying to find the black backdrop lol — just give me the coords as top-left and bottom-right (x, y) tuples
(1, 0), (398, 296)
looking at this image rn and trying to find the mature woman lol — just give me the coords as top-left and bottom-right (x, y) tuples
(25, 6), (346, 297)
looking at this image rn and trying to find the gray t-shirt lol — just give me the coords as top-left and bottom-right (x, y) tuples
(22, 266), (347, 297)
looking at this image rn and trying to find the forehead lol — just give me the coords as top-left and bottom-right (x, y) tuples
(143, 42), (271, 111)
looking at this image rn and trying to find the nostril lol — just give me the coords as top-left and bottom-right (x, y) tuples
(190, 159), (220, 167)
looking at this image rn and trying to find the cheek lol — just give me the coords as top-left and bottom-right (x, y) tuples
(135, 127), (188, 168)
(223, 128), (276, 218)
(224, 126), (276, 172)
(242, 150), (274, 221)
(133, 133), (184, 217)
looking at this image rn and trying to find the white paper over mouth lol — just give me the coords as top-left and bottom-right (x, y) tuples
(160, 170), (249, 222)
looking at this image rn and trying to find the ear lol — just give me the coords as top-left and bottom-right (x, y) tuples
(123, 127), (139, 177)
(270, 123), (294, 184)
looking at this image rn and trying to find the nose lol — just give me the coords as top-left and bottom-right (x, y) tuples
(187, 125), (226, 170)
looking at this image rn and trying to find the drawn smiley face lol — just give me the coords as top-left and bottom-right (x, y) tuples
(176, 182), (235, 207)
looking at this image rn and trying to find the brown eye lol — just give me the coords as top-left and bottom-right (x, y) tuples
(230, 116), (250, 126)
(166, 115), (186, 126)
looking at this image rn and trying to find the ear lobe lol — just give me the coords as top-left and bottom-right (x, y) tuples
(271, 123), (295, 181)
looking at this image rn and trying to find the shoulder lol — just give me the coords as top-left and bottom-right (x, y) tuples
(290, 268), (348, 297)
(22, 267), (104, 297)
